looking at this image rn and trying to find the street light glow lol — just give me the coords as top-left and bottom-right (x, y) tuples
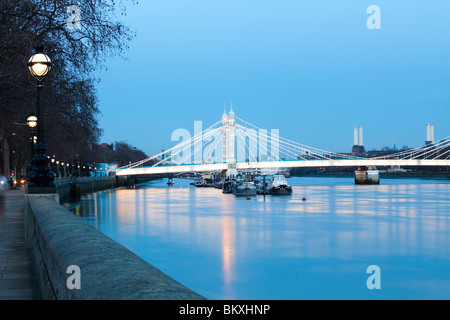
(27, 114), (38, 128)
(27, 51), (52, 81)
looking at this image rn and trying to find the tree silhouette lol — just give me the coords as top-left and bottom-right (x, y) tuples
(0, 0), (136, 178)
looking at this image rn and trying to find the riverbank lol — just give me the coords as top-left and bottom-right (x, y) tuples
(24, 192), (205, 300)
(54, 175), (161, 202)
(1, 174), (205, 300)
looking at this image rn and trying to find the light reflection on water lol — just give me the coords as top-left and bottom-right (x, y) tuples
(66, 176), (450, 299)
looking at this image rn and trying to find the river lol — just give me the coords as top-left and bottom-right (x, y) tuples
(64, 176), (450, 299)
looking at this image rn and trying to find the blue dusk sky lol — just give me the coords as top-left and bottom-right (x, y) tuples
(96, 0), (450, 156)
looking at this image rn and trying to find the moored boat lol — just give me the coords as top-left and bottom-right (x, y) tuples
(256, 175), (272, 195)
(222, 179), (233, 194)
(232, 180), (257, 196)
(271, 174), (292, 195)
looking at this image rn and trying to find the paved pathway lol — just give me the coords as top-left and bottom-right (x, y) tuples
(0, 188), (42, 300)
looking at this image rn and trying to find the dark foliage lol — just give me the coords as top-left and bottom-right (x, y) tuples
(0, 0), (136, 178)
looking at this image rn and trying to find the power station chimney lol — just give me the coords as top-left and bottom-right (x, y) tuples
(426, 123), (434, 145)
(352, 125), (365, 154)
(430, 124), (435, 144)
(358, 126), (364, 146)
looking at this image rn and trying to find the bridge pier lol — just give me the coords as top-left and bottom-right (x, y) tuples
(354, 166), (380, 185)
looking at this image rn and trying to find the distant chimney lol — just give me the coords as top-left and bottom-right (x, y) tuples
(431, 124), (435, 144)
(352, 125), (365, 154)
(426, 123), (434, 145)
(358, 126), (364, 146)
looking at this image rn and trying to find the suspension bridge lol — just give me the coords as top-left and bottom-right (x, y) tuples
(116, 108), (450, 177)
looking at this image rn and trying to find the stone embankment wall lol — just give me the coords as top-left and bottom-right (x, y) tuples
(24, 194), (205, 300)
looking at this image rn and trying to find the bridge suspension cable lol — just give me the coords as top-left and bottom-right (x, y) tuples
(118, 119), (223, 169)
(234, 116), (361, 160)
(117, 111), (450, 176)
(372, 136), (450, 160)
(175, 127), (222, 166)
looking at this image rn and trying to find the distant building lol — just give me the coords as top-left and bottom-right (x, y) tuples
(352, 125), (366, 154)
(89, 163), (114, 177)
(109, 163), (118, 173)
(426, 123), (435, 145)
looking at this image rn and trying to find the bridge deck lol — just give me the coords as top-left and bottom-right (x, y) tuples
(116, 159), (450, 176)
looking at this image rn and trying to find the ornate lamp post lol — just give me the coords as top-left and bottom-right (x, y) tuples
(27, 47), (55, 190)
(27, 113), (37, 158)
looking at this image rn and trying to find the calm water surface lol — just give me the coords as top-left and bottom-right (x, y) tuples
(64, 176), (450, 299)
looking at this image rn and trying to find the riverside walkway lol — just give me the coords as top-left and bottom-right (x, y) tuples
(0, 188), (42, 300)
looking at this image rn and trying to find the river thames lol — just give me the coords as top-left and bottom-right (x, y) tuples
(64, 176), (450, 299)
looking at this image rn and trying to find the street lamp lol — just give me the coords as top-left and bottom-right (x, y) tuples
(27, 47), (55, 190)
(28, 50), (52, 81)
(27, 113), (38, 158)
(27, 114), (38, 128)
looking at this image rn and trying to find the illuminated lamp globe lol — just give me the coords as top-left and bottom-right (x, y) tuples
(27, 49), (52, 81)
(27, 114), (38, 128)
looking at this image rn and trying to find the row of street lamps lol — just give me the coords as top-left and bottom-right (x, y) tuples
(50, 157), (94, 178)
(25, 109), (89, 179)
(26, 46), (55, 191)
(25, 47), (106, 188)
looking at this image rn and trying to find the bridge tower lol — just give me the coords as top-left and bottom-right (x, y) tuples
(222, 108), (228, 163)
(226, 105), (237, 177)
